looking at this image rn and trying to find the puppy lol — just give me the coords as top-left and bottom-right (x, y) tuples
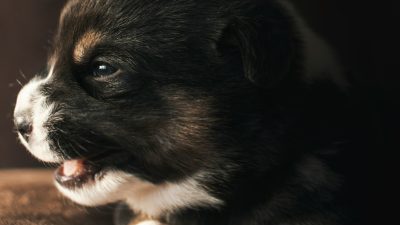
(14, 0), (353, 224)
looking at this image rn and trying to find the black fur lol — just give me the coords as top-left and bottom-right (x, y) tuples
(34, 0), (356, 224)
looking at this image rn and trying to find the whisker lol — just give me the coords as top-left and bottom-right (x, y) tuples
(16, 79), (23, 87)
(71, 139), (89, 153)
(19, 69), (27, 80)
(69, 141), (85, 158)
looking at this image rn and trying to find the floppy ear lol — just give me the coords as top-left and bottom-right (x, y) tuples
(218, 2), (299, 88)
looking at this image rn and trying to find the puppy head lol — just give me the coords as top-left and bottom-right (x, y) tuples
(14, 0), (299, 216)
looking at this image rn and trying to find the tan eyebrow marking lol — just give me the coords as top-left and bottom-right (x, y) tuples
(73, 30), (103, 63)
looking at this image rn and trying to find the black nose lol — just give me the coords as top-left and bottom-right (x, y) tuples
(15, 118), (33, 142)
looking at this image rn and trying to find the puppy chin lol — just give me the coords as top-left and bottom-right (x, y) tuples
(54, 170), (134, 206)
(55, 167), (223, 217)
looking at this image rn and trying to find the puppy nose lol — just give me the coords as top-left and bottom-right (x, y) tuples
(15, 117), (33, 142)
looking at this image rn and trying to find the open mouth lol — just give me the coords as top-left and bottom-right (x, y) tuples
(54, 151), (116, 189)
(54, 159), (104, 189)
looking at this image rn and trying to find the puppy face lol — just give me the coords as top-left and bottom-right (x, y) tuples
(14, 0), (298, 217)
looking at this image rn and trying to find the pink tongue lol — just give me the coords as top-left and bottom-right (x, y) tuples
(62, 159), (84, 177)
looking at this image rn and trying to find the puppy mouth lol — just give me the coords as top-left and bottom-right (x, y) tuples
(55, 160), (101, 189)
(54, 152), (113, 189)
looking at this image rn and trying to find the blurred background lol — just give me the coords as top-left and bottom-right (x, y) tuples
(0, 0), (396, 168)
(1, 0), (65, 167)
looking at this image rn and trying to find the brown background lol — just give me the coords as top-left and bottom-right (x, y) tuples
(0, 0), (397, 168)
(1, 0), (65, 167)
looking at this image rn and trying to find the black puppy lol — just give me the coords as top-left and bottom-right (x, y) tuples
(14, 0), (352, 224)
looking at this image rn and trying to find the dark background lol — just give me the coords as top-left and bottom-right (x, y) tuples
(0, 1), (396, 163)
(1, 0), (65, 167)
(0, 0), (396, 223)
(1, 0), (395, 168)
(0, 0), (400, 171)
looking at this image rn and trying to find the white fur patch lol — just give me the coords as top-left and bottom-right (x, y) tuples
(125, 171), (222, 217)
(55, 170), (222, 217)
(30, 96), (61, 162)
(55, 170), (133, 206)
(14, 63), (62, 163)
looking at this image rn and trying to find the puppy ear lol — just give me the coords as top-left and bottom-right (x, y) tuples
(218, 2), (298, 88)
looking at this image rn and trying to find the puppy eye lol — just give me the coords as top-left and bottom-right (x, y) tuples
(91, 62), (118, 77)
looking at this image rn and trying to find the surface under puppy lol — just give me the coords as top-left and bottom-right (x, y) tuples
(14, 0), (356, 224)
